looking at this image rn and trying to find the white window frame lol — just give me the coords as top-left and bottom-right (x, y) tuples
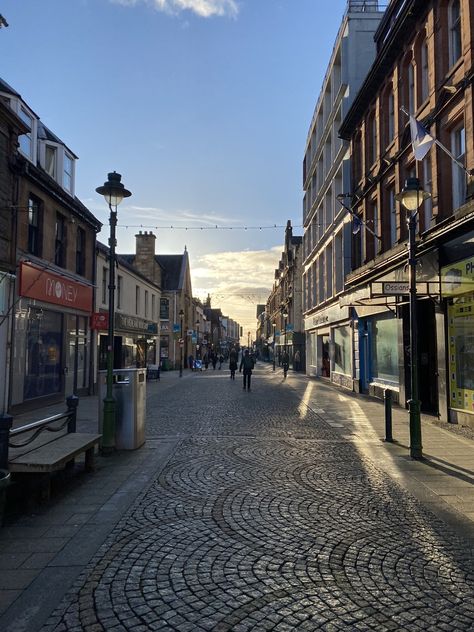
(63, 151), (75, 194)
(451, 125), (466, 210)
(18, 104), (37, 163)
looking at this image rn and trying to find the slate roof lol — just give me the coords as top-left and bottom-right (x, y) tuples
(155, 255), (185, 291)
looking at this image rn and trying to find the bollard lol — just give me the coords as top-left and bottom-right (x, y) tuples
(66, 395), (79, 433)
(384, 389), (393, 442)
(0, 414), (13, 470)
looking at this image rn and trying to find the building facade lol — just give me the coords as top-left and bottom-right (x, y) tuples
(302, 1), (385, 385)
(0, 78), (102, 412)
(338, 0), (474, 425)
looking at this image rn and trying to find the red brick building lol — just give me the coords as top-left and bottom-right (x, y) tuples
(338, 0), (474, 425)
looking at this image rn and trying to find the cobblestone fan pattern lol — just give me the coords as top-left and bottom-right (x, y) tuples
(43, 371), (474, 631)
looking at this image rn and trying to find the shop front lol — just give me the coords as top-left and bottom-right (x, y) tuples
(305, 304), (352, 388)
(10, 261), (94, 410)
(441, 253), (474, 427)
(97, 312), (158, 372)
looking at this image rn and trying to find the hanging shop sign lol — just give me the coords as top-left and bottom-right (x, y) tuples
(441, 256), (474, 297)
(91, 312), (108, 330)
(19, 261), (93, 312)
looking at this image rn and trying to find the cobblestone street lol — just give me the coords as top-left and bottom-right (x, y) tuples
(32, 364), (474, 631)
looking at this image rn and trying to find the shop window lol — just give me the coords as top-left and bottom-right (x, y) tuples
(24, 308), (63, 400)
(54, 212), (67, 267)
(334, 325), (352, 375)
(370, 316), (399, 384)
(28, 196), (42, 256)
(75, 227), (86, 276)
(447, 295), (474, 412)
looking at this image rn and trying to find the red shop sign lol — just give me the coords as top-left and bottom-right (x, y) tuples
(91, 312), (109, 330)
(19, 262), (93, 313)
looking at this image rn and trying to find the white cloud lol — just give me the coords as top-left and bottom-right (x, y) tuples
(192, 246), (282, 335)
(111, 0), (239, 18)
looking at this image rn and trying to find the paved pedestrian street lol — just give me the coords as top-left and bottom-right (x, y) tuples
(32, 366), (474, 630)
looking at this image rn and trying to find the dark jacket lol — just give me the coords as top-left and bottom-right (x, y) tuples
(240, 354), (254, 374)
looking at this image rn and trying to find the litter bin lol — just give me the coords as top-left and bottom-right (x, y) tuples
(98, 368), (146, 450)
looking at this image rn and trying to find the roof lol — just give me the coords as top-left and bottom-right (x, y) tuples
(155, 254), (185, 291)
(98, 244), (162, 288)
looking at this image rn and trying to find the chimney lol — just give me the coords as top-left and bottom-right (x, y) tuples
(135, 231), (157, 282)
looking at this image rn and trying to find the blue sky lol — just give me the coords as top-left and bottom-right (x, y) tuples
(1, 0), (350, 333)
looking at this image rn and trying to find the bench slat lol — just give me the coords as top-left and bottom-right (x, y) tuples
(9, 433), (101, 473)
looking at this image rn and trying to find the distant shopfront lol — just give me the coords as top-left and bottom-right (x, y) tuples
(97, 312), (158, 371)
(11, 261), (94, 410)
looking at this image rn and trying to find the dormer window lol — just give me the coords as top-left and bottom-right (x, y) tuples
(63, 152), (73, 193)
(45, 145), (57, 178)
(18, 106), (36, 162)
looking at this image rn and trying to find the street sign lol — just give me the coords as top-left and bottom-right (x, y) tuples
(173, 324), (180, 333)
(382, 282), (409, 294)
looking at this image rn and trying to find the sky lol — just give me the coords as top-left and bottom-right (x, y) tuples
(0, 0), (350, 336)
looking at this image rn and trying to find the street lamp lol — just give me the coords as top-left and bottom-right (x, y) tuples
(272, 322), (276, 371)
(283, 310), (288, 355)
(395, 177), (430, 460)
(179, 309), (184, 377)
(195, 319), (200, 358)
(96, 172), (131, 452)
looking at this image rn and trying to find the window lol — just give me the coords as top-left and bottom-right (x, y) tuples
(422, 158), (433, 231)
(27, 196), (42, 256)
(326, 242), (333, 298)
(144, 290), (149, 318)
(388, 187), (397, 247)
(117, 276), (122, 309)
(160, 298), (169, 320)
(75, 227), (86, 276)
(408, 63), (415, 113)
(54, 213), (67, 267)
(451, 125), (466, 209)
(152, 294), (156, 320)
(136, 286), (140, 315)
(44, 145), (57, 178)
(102, 267), (108, 305)
(18, 107), (34, 160)
(367, 112), (377, 166)
(420, 41), (429, 103)
(449, 0), (462, 67)
(63, 153), (73, 193)
(383, 88), (395, 147)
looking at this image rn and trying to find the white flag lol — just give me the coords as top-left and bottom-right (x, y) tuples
(410, 115), (434, 161)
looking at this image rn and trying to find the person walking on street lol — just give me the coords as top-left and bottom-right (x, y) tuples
(294, 349), (301, 372)
(229, 347), (238, 380)
(188, 354), (194, 371)
(239, 349), (254, 391)
(282, 349), (289, 379)
(218, 353), (224, 369)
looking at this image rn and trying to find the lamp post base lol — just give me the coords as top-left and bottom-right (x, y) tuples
(101, 396), (116, 454)
(408, 399), (423, 460)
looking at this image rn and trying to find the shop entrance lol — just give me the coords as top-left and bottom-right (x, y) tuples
(320, 335), (330, 378)
(403, 300), (438, 414)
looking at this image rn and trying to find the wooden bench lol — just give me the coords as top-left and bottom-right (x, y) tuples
(0, 396), (101, 500)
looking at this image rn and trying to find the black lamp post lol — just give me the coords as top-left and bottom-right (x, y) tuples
(395, 177), (430, 460)
(283, 310), (288, 355)
(179, 309), (184, 377)
(195, 319), (200, 358)
(95, 172), (131, 452)
(272, 322), (276, 371)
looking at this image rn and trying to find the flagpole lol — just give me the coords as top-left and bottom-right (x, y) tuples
(400, 106), (473, 177)
(336, 196), (382, 241)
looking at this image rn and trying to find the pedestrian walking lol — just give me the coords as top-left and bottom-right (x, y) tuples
(218, 353), (224, 369)
(203, 353), (209, 370)
(229, 347), (238, 380)
(294, 349), (301, 372)
(188, 354), (194, 371)
(239, 349), (254, 391)
(212, 353), (217, 370)
(282, 349), (289, 379)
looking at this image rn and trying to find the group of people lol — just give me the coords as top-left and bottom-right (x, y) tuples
(188, 351), (224, 371)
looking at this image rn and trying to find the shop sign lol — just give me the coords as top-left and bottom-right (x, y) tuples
(173, 323), (180, 333)
(382, 282), (409, 295)
(147, 323), (158, 334)
(19, 261), (93, 312)
(91, 312), (108, 330)
(115, 312), (155, 334)
(441, 256), (474, 297)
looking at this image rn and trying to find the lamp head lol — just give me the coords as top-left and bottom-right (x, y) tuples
(96, 172), (131, 208)
(179, 309), (184, 317)
(395, 177), (430, 211)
